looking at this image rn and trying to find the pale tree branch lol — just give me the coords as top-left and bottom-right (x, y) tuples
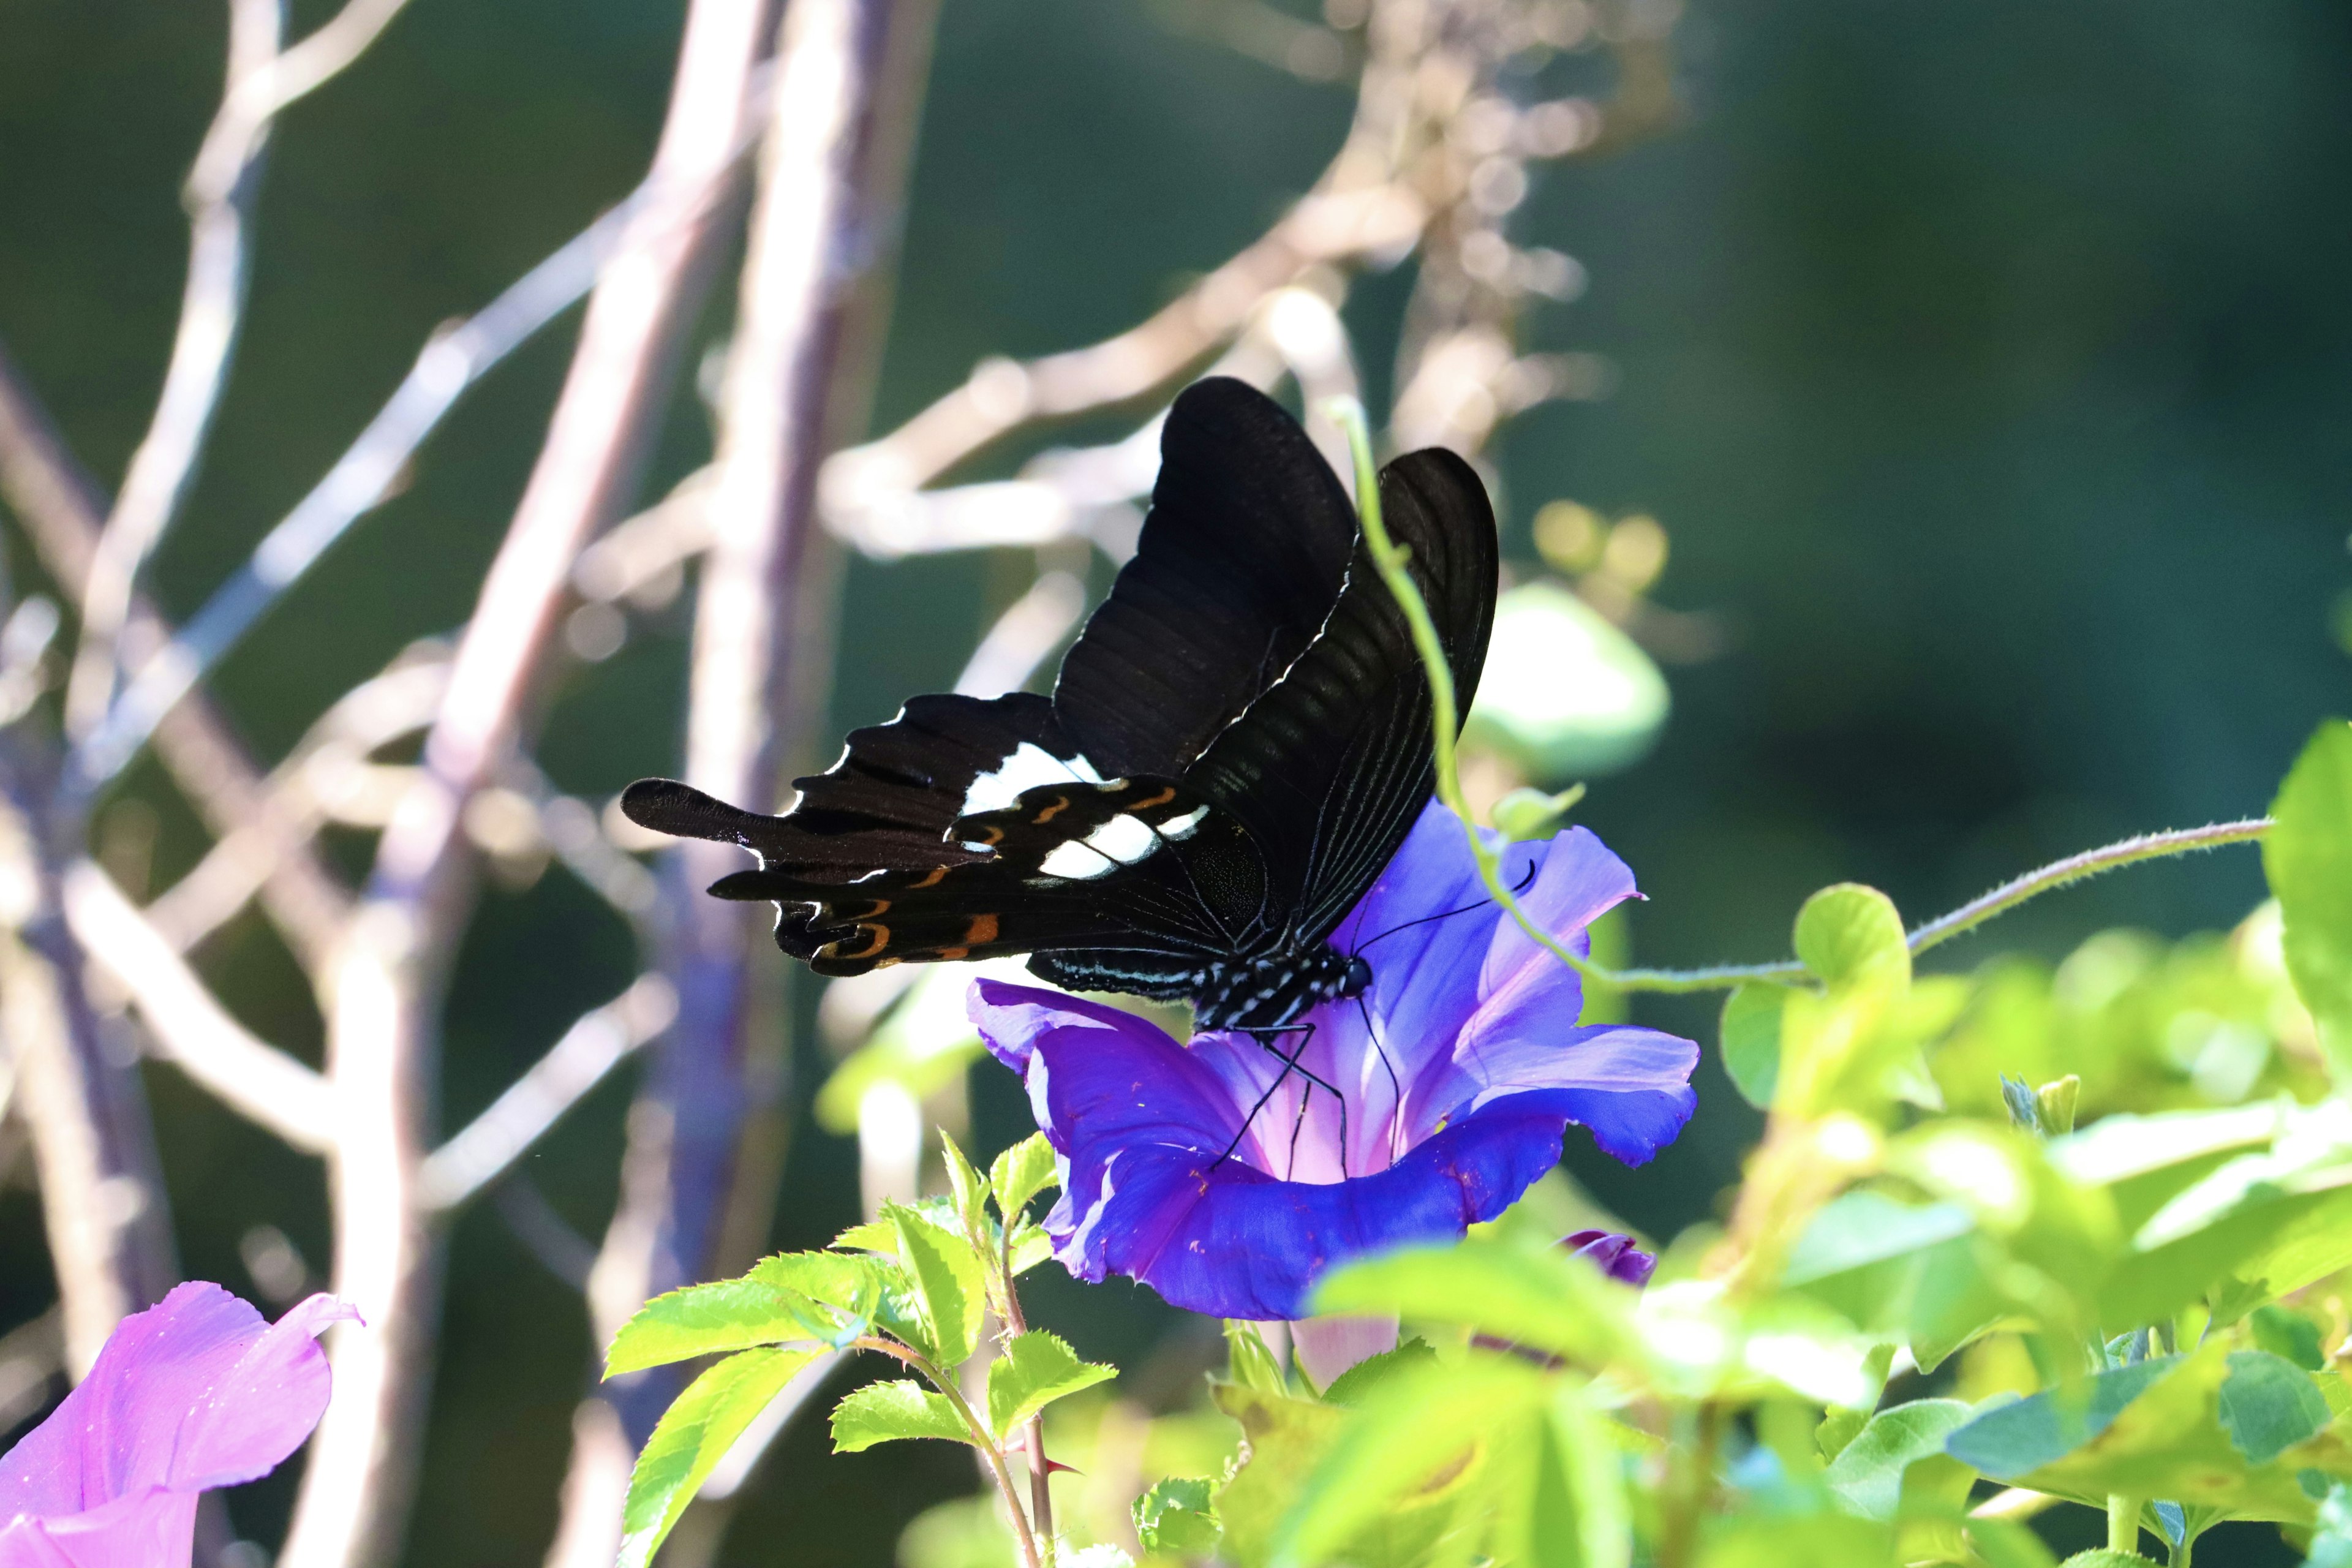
(275, 1), (777, 1562)
(66, 0), (287, 737)
(0, 757), (178, 1377)
(415, 974), (677, 1212)
(0, 337), (353, 973)
(560, 2), (943, 1563)
(60, 859), (335, 1155)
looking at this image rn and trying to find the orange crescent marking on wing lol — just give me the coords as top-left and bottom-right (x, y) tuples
(965, 913), (1000, 946)
(849, 898), (891, 920)
(831, 923), (891, 961)
(911, 866), (950, 888)
(933, 946), (970, 961)
(1131, 786), (1177, 811)
(977, 825), (1005, 846)
(1033, 794), (1070, 824)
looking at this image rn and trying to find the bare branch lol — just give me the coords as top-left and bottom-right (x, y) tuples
(191, 0), (419, 202)
(0, 770), (177, 1376)
(277, 1), (775, 1561)
(60, 859), (335, 1154)
(417, 975), (676, 1212)
(0, 338), (353, 971)
(66, 0), (287, 737)
(587, 0), (946, 1479)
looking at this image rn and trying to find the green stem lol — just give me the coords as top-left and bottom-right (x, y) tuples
(861, 1336), (1044, 1568)
(998, 1226), (1057, 1555)
(2108, 1494), (2144, 1555)
(1329, 394), (2271, 998)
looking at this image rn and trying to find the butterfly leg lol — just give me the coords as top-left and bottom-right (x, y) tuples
(1212, 1023), (1349, 1178)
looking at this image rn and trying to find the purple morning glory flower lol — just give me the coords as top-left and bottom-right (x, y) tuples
(971, 801), (1700, 1321)
(1563, 1229), (1657, 1288)
(0, 1283), (356, 1567)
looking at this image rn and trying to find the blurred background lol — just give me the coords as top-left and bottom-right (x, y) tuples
(1, 0), (2347, 1563)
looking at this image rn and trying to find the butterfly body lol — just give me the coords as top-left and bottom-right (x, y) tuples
(622, 378), (1498, 1029)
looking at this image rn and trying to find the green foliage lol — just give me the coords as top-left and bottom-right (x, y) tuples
(1720, 982), (1790, 1109)
(986, 1330), (1115, 1439)
(891, 1200), (987, 1366)
(832, 1379), (976, 1453)
(617, 1346), (823, 1568)
(1794, 883), (1911, 997)
(2268, 721), (2352, 1079)
(1134, 1477), (1221, 1558)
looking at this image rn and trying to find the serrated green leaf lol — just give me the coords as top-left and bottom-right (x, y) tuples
(617, 1346), (819, 1568)
(2252, 1304), (2328, 1370)
(1322, 1338), (1438, 1407)
(1007, 1223), (1054, 1276)
(830, 1378), (974, 1453)
(606, 1268), (865, 1376)
(1211, 1382), (1348, 1568)
(2217, 1350), (2331, 1464)
(1312, 1235), (1634, 1366)
(2266, 720), (2352, 1080)
(1821, 1398), (1978, 1521)
(986, 1330), (1115, 1438)
(1134, 1476), (1221, 1556)
(939, 1131), (990, 1244)
(1963, 1518), (2062, 1568)
(1270, 1354), (1545, 1568)
(1794, 883), (1910, 995)
(1720, 982), (1790, 1109)
(990, 1133), (1060, 1226)
(2051, 1553), (2156, 1568)
(1945, 1359), (2178, 1480)
(891, 1201), (987, 1365)
(832, 1217), (897, 1253)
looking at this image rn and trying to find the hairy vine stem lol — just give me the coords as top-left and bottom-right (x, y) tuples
(1332, 398), (2274, 997)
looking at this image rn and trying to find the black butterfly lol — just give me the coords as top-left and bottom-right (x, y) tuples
(620, 377), (1498, 1031)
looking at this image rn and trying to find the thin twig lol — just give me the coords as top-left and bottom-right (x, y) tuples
(61, 860), (335, 1153)
(0, 763), (178, 1376)
(588, 0), (943, 1467)
(416, 976), (677, 1212)
(0, 337), (352, 971)
(74, 77), (775, 792)
(277, 6), (774, 1563)
(67, 0), (285, 737)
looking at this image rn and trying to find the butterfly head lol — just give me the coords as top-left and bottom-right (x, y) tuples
(1339, 952), (1373, 1000)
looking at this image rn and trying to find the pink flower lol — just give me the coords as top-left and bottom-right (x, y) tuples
(0, 1283), (357, 1567)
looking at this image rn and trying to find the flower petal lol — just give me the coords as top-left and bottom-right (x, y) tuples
(0, 1284), (354, 1521)
(0, 1487), (195, 1568)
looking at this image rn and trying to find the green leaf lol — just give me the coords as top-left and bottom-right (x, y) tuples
(1945, 1359), (2179, 1479)
(1696, 1515), (1893, 1568)
(2308, 1480), (2352, 1568)
(1793, 883), (1910, 995)
(605, 1264), (870, 1376)
(832, 1217), (897, 1253)
(2217, 1350), (2332, 1464)
(1963, 1518), (2062, 1568)
(2252, 1304), (2328, 1370)
(830, 1379), (974, 1453)
(1224, 1320), (1287, 1395)
(939, 1131), (990, 1244)
(1134, 1477), (1222, 1557)
(2266, 720), (2352, 1079)
(891, 1202), (986, 1365)
(1821, 1398), (1979, 1521)
(989, 1132), (1060, 1226)
(1271, 1353), (1549, 1568)
(1210, 1382), (1349, 1568)
(1007, 1223), (1054, 1276)
(2052, 1553), (2157, 1567)
(985, 1330), (1115, 1438)
(1312, 1234), (1634, 1365)
(618, 1346), (820, 1568)
(1322, 1338), (1439, 1406)
(1720, 983), (1790, 1109)
(1491, 783), (1586, 842)
(1782, 1193), (1975, 1284)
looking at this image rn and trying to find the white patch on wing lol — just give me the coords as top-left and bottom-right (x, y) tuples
(1037, 812), (1161, 880)
(960, 742), (1104, 816)
(1160, 805), (1208, 839)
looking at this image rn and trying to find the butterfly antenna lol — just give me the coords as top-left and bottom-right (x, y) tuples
(1349, 859), (1539, 957)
